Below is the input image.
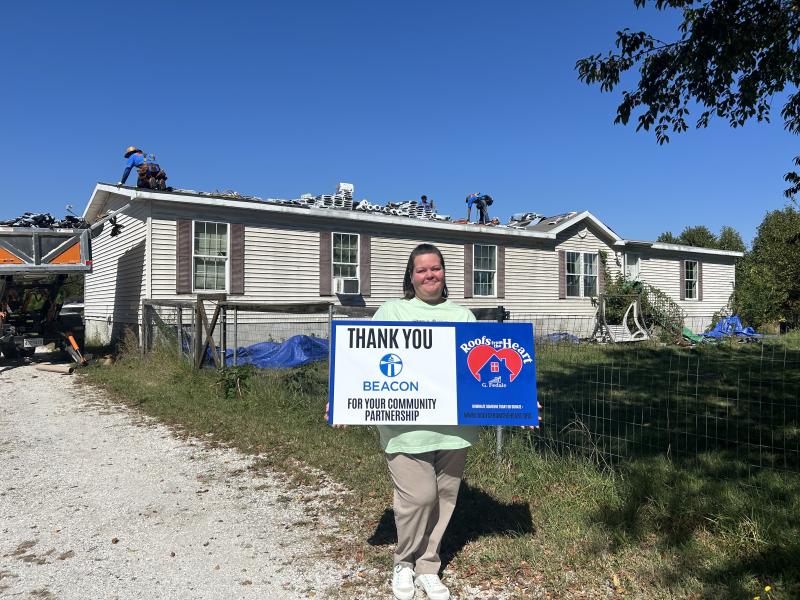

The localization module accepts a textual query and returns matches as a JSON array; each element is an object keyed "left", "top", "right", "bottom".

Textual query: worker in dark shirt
[
  {"left": 465, "top": 192, "right": 492, "bottom": 224},
  {"left": 420, "top": 195, "right": 435, "bottom": 212}
]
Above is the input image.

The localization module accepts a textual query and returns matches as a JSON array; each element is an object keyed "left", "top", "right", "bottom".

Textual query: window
[
  {"left": 624, "top": 253, "right": 640, "bottom": 281},
  {"left": 473, "top": 244, "right": 497, "bottom": 296},
  {"left": 565, "top": 251, "right": 598, "bottom": 298},
  {"left": 332, "top": 232, "right": 359, "bottom": 280},
  {"left": 193, "top": 221, "right": 228, "bottom": 292},
  {"left": 685, "top": 260, "right": 698, "bottom": 300}
]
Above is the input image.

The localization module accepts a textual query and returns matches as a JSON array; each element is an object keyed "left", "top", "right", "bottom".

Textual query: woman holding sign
[
  {"left": 326, "top": 243, "right": 539, "bottom": 600},
  {"left": 373, "top": 243, "right": 478, "bottom": 600}
]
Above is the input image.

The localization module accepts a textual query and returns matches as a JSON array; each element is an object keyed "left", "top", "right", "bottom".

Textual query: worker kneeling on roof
[
  {"left": 117, "top": 146, "right": 169, "bottom": 190},
  {"left": 465, "top": 192, "right": 493, "bottom": 224}
]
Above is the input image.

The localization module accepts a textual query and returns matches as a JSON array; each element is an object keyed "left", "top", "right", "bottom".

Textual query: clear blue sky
[{"left": 1, "top": 1, "right": 795, "bottom": 247}]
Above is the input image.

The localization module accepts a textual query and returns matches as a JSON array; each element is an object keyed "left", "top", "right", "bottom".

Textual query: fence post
[
  {"left": 141, "top": 303, "right": 148, "bottom": 356},
  {"left": 221, "top": 305, "right": 227, "bottom": 369},
  {"left": 176, "top": 306, "right": 183, "bottom": 360},
  {"left": 233, "top": 306, "right": 238, "bottom": 367},
  {"left": 495, "top": 305, "right": 508, "bottom": 460},
  {"left": 194, "top": 298, "right": 202, "bottom": 369}
]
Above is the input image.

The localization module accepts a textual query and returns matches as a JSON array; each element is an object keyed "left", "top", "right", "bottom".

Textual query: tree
[
  {"left": 733, "top": 207, "right": 800, "bottom": 328},
  {"left": 656, "top": 224, "right": 747, "bottom": 249},
  {"left": 717, "top": 225, "right": 747, "bottom": 252},
  {"left": 657, "top": 231, "right": 679, "bottom": 243},
  {"left": 576, "top": 1, "right": 800, "bottom": 198},
  {"left": 676, "top": 225, "right": 718, "bottom": 248}
]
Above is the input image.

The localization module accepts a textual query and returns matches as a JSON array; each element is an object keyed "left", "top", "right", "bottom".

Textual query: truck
[{"left": 0, "top": 226, "right": 92, "bottom": 359}]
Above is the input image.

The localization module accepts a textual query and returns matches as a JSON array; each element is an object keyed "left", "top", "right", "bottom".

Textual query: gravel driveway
[{"left": 0, "top": 362, "right": 348, "bottom": 599}]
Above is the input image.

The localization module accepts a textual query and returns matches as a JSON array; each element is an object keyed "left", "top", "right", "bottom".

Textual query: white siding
[
  {"left": 84, "top": 199, "right": 148, "bottom": 344},
  {"left": 244, "top": 227, "right": 320, "bottom": 301},
  {"left": 94, "top": 198, "right": 738, "bottom": 341},
  {"left": 639, "top": 251, "right": 736, "bottom": 330},
  {"left": 551, "top": 223, "right": 619, "bottom": 314},
  {"left": 150, "top": 203, "right": 320, "bottom": 301}
]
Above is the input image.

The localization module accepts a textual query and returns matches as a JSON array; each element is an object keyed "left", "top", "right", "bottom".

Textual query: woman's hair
[{"left": 402, "top": 243, "right": 448, "bottom": 300}]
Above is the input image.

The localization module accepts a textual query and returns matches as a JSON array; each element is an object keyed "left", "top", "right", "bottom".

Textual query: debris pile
[
  {"left": 507, "top": 212, "right": 545, "bottom": 228},
  {"left": 0, "top": 212, "right": 89, "bottom": 229},
  {"left": 172, "top": 182, "right": 564, "bottom": 229},
  {"left": 354, "top": 199, "right": 448, "bottom": 220}
]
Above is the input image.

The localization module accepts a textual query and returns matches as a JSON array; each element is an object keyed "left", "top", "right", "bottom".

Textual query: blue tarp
[
  {"left": 701, "top": 316, "right": 763, "bottom": 340},
  {"left": 205, "top": 334, "right": 329, "bottom": 368}
]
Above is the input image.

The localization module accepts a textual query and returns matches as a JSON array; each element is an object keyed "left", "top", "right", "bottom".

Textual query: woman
[
  {"left": 372, "top": 243, "right": 477, "bottom": 600},
  {"left": 327, "top": 243, "right": 539, "bottom": 600}
]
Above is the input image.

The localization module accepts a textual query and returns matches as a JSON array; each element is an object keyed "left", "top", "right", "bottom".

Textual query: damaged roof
[{"left": 82, "top": 183, "right": 742, "bottom": 257}]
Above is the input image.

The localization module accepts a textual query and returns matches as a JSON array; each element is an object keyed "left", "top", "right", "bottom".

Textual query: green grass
[{"left": 82, "top": 337, "right": 800, "bottom": 599}]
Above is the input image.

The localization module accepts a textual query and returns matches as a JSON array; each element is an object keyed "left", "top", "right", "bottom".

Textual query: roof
[{"left": 82, "top": 183, "right": 743, "bottom": 258}]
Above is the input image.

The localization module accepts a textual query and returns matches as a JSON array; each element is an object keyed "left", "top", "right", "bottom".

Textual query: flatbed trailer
[{"left": 0, "top": 227, "right": 92, "bottom": 359}]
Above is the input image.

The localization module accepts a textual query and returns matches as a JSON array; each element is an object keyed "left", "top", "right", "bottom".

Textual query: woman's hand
[
  {"left": 324, "top": 402, "right": 347, "bottom": 428},
  {"left": 520, "top": 402, "right": 543, "bottom": 430}
]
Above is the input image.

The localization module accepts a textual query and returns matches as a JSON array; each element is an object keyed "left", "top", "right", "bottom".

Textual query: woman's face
[{"left": 411, "top": 252, "right": 445, "bottom": 303}]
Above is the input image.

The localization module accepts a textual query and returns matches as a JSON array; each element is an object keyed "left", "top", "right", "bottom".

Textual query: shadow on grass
[
  {"left": 591, "top": 453, "right": 800, "bottom": 597},
  {"left": 367, "top": 482, "right": 534, "bottom": 572}
]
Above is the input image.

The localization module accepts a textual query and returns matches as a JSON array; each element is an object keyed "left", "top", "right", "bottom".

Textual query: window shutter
[
  {"left": 229, "top": 223, "right": 245, "bottom": 295},
  {"left": 679, "top": 260, "right": 686, "bottom": 301},
  {"left": 558, "top": 250, "right": 566, "bottom": 299},
  {"left": 464, "top": 244, "right": 473, "bottom": 299},
  {"left": 359, "top": 234, "right": 371, "bottom": 297},
  {"left": 176, "top": 219, "right": 192, "bottom": 294},
  {"left": 319, "top": 231, "right": 332, "bottom": 296},
  {"left": 597, "top": 252, "right": 604, "bottom": 294},
  {"left": 497, "top": 245, "right": 505, "bottom": 298},
  {"left": 698, "top": 261, "right": 703, "bottom": 301}
]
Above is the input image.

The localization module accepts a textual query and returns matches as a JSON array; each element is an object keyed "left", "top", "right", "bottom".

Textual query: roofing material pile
[
  {"left": 354, "top": 199, "right": 448, "bottom": 220},
  {"left": 175, "top": 182, "right": 453, "bottom": 221},
  {"left": 0, "top": 212, "right": 89, "bottom": 229},
  {"left": 507, "top": 212, "right": 545, "bottom": 228},
  {"left": 294, "top": 183, "right": 354, "bottom": 210}
]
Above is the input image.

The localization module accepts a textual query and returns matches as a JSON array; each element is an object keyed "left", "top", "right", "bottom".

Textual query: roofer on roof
[
  {"left": 117, "top": 146, "right": 169, "bottom": 190},
  {"left": 420, "top": 195, "right": 435, "bottom": 212},
  {"left": 465, "top": 192, "right": 492, "bottom": 225}
]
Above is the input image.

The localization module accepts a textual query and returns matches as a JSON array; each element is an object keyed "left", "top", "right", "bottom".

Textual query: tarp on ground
[
  {"left": 701, "top": 316, "right": 763, "bottom": 340},
  {"left": 682, "top": 326, "right": 707, "bottom": 345},
  {"left": 204, "top": 334, "right": 329, "bottom": 368}
]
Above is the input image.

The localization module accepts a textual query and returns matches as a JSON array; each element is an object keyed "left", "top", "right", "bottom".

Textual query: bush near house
[{"left": 734, "top": 207, "right": 800, "bottom": 330}]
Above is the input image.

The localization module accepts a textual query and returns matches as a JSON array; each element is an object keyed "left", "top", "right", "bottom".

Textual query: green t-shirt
[{"left": 373, "top": 297, "right": 480, "bottom": 454}]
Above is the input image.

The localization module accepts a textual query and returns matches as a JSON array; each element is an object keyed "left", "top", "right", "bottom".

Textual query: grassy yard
[{"left": 82, "top": 334, "right": 800, "bottom": 599}]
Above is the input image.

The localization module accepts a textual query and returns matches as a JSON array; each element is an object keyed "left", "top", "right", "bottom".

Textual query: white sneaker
[
  {"left": 415, "top": 573, "right": 450, "bottom": 600},
  {"left": 392, "top": 564, "right": 415, "bottom": 600}
]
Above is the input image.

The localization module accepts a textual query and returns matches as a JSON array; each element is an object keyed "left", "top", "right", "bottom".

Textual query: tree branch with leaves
[{"left": 576, "top": 0, "right": 800, "bottom": 199}]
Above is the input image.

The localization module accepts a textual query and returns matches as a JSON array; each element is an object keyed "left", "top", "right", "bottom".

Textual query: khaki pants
[{"left": 386, "top": 448, "right": 468, "bottom": 575}]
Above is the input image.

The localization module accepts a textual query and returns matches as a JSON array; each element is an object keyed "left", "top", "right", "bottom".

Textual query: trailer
[{"left": 0, "top": 227, "right": 92, "bottom": 359}]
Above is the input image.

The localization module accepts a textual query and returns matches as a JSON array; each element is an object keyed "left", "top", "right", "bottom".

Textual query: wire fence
[{"left": 141, "top": 298, "right": 800, "bottom": 475}]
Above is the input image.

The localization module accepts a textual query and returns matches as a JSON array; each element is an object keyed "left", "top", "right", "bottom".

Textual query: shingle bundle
[{"left": 354, "top": 199, "right": 448, "bottom": 221}]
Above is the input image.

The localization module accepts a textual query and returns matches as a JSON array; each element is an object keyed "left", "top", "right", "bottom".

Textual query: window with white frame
[
  {"left": 685, "top": 260, "right": 698, "bottom": 300},
  {"left": 332, "top": 233, "right": 359, "bottom": 290},
  {"left": 624, "top": 253, "right": 640, "bottom": 281},
  {"left": 566, "top": 251, "right": 598, "bottom": 298},
  {"left": 473, "top": 244, "right": 497, "bottom": 296},
  {"left": 193, "top": 221, "right": 228, "bottom": 292}
]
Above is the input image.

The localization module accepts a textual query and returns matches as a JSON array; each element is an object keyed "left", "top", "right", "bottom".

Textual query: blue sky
[{"left": 0, "top": 1, "right": 795, "bottom": 247}]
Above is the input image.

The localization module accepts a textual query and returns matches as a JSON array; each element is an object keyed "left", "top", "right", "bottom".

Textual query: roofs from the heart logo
[{"left": 467, "top": 345, "right": 523, "bottom": 382}]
